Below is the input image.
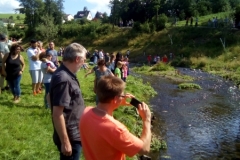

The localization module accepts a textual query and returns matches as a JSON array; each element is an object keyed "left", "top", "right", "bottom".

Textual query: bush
[
  {"left": 149, "top": 22, "right": 156, "bottom": 32},
  {"left": 96, "top": 24, "right": 112, "bottom": 35},
  {"left": 132, "top": 21, "right": 141, "bottom": 32},
  {"left": 171, "top": 57, "right": 192, "bottom": 68},
  {"left": 156, "top": 14, "right": 168, "bottom": 31},
  {"left": 9, "top": 31, "right": 25, "bottom": 39},
  {"left": 178, "top": 83, "right": 202, "bottom": 89},
  {"left": 140, "top": 22, "right": 151, "bottom": 33},
  {"left": 0, "top": 21, "right": 8, "bottom": 35},
  {"left": 150, "top": 63, "right": 174, "bottom": 71}
]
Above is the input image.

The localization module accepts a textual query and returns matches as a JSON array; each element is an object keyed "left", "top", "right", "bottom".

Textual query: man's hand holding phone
[
  {"left": 137, "top": 101, "right": 151, "bottom": 122},
  {"left": 130, "top": 97, "right": 151, "bottom": 122}
]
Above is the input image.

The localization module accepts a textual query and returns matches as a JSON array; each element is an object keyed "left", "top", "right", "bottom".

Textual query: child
[
  {"left": 114, "top": 61, "right": 122, "bottom": 78},
  {"left": 122, "top": 63, "right": 128, "bottom": 82},
  {"left": 40, "top": 52, "right": 56, "bottom": 108}
]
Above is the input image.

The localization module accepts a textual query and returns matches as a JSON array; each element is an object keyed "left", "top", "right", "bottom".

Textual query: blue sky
[{"left": 0, "top": 0, "right": 111, "bottom": 16}]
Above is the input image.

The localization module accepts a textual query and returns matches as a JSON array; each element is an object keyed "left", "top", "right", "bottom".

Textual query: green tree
[
  {"left": 45, "top": 0, "right": 64, "bottom": 25},
  {"left": 109, "top": 0, "right": 121, "bottom": 28},
  {"left": 16, "top": 15, "right": 20, "bottom": 20},
  {"left": 152, "top": 0, "right": 161, "bottom": 22},
  {"left": 229, "top": 0, "right": 240, "bottom": 9},
  {"left": 101, "top": 12, "right": 109, "bottom": 23},
  {"left": 0, "top": 21, "right": 8, "bottom": 35},
  {"left": 210, "top": 0, "right": 230, "bottom": 13},
  {"left": 17, "top": 0, "right": 45, "bottom": 35},
  {"left": 196, "top": 0, "right": 212, "bottom": 16},
  {"left": 35, "top": 14, "right": 59, "bottom": 41},
  {"left": 9, "top": 16, "right": 13, "bottom": 20},
  {"left": 156, "top": 13, "right": 168, "bottom": 31},
  {"left": 235, "top": 5, "right": 240, "bottom": 28}
]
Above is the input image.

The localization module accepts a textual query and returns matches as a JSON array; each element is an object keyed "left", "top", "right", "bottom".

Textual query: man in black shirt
[{"left": 49, "top": 43, "right": 87, "bottom": 160}]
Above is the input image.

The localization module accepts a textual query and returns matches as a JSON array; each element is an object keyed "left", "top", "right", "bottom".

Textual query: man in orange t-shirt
[{"left": 80, "top": 75, "right": 151, "bottom": 160}]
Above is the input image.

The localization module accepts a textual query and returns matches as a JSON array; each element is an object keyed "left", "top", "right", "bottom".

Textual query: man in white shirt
[
  {"left": 99, "top": 49, "right": 104, "bottom": 59},
  {"left": 27, "top": 39, "right": 43, "bottom": 95}
]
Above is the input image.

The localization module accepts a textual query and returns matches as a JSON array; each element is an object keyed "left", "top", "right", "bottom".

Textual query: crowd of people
[
  {"left": 147, "top": 53, "right": 174, "bottom": 65},
  {"left": 0, "top": 34, "right": 152, "bottom": 159}
]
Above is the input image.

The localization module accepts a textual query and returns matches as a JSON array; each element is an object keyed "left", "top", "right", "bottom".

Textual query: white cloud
[
  {"left": 0, "top": 0, "right": 20, "bottom": 13},
  {"left": 86, "top": 0, "right": 111, "bottom": 16}
]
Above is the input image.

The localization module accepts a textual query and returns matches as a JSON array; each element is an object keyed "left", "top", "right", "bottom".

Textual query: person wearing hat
[
  {"left": 0, "top": 33, "right": 10, "bottom": 93},
  {"left": 27, "top": 39, "right": 43, "bottom": 95}
]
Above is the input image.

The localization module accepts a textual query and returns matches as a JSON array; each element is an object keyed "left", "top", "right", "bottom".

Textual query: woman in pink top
[{"left": 122, "top": 63, "right": 128, "bottom": 82}]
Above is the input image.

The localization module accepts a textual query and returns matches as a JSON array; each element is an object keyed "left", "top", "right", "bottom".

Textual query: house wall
[
  {"left": 67, "top": 15, "right": 74, "bottom": 21},
  {"left": 87, "top": 14, "right": 92, "bottom": 21},
  {"left": 3, "top": 23, "right": 15, "bottom": 27}
]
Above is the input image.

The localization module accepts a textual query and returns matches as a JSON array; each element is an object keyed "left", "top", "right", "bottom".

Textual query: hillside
[
  {"left": 61, "top": 25, "right": 240, "bottom": 84},
  {"left": 1, "top": 12, "right": 240, "bottom": 84},
  {"left": 0, "top": 13, "right": 25, "bottom": 24}
]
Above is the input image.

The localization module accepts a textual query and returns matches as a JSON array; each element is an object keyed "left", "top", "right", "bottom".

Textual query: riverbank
[{"left": 0, "top": 52, "right": 160, "bottom": 160}]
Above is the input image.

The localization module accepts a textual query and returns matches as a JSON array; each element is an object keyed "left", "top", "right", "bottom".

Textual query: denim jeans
[
  {"left": 8, "top": 75, "right": 22, "bottom": 97},
  {"left": 44, "top": 83, "right": 50, "bottom": 108},
  {"left": 56, "top": 141, "right": 82, "bottom": 160}
]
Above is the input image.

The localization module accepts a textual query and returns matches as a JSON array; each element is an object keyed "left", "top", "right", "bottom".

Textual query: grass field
[
  {"left": 0, "top": 50, "right": 157, "bottom": 160},
  {"left": 0, "top": 13, "right": 25, "bottom": 24},
  {"left": 170, "top": 11, "right": 233, "bottom": 27}
]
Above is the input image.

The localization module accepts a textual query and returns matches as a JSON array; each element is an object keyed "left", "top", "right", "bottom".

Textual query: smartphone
[
  {"left": 130, "top": 98, "right": 142, "bottom": 108},
  {"left": 140, "top": 155, "right": 151, "bottom": 160}
]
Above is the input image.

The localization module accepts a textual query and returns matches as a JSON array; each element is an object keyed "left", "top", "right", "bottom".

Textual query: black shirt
[
  {"left": 5, "top": 54, "right": 21, "bottom": 80},
  {"left": 49, "top": 64, "right": 85, "bottom": 145}
]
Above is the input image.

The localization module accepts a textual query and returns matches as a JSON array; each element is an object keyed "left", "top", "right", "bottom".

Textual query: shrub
[
  {"left": 178, "top": 83, "right": 202, "bottom": 89},
  {"left": 150, "top": 63, "right": 174, "bottom": 71},
  {"left": 132, "top": 21, "right": 141, "bottom": 32},
  {"left": 96, "top": 24, "right": 112, "bottom": 35},
  {"left": 149, "top": 22, "right": 156, "bottom": 32},
  {"left": 156, "top": 14, "right": 168, "bottom": 31},
  {"left": 9, "top": 31, "right": 25, "bottom": 39},
  {"left": 140, "top": 22, "right": 151, "bottom": 33},
  {"left": 133, "top": 65, "right": 150, "bottom": 72},
  {"left": 0, "top": 21, "right": 8, "bottom": 35},
  {"left": 171, "top": 57, "right": 192, "bottom": 68}
]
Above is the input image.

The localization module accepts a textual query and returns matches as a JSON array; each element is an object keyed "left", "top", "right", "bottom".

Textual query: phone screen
[{"left": 130, "top": 98, "right": 141, "bottom": 108}]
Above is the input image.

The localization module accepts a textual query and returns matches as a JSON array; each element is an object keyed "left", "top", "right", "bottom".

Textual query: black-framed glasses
[{"left": 118, "top": 94, "right": 126, "bottom": 98}]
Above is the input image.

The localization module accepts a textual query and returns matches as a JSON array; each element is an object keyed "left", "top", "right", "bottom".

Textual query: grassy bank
[
  {"left": 0, "top": 52, "right": 157, "bottom": 159},
  {"left": 64, "top": 25, "right": 240, "bottom": 85},
  {"left": 0, "top": 13, "right": 25, "bottom": 24}
]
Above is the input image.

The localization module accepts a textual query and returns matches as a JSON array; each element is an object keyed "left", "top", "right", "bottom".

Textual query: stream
[{"left": 136, "top": 68, "right": 240, "bottom": 160}]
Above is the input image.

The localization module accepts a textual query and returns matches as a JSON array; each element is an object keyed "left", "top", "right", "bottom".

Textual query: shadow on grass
[{"left": 0, "top": 100, "right": 44, "bottom": 109}]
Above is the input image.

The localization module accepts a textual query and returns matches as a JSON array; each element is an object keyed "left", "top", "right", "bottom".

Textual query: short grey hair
[{"left": 63, "top": 43, "right": 87, "bottom": 62}]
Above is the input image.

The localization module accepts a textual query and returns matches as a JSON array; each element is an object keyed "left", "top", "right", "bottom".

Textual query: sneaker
[
  {"left": 37, "top": 90, "right": 42, "bottom": 94},
  {"left": 14, "top": 97, "right": 20, "bottom": 103},
  {"left": 33, "top": 91, "right": 37, "bottom": 96},
  {"left": 4, "top": 86, "right": 9, "bottom": 91}
]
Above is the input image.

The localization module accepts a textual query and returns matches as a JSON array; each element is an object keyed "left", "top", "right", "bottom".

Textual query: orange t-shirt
[{"left": 80, "top": 107, "right": 143, "bottom": 160}]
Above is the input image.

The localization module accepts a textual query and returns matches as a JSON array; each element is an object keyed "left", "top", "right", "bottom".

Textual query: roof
[
  {"left": 63, "top": 14, "right": 73, "bottom": 20},
  {"left": 94, "top": 11, "right": 103, "bottom": 19},
  {"left": 74, "top": 11, "right": 90, "bottom": 19}
]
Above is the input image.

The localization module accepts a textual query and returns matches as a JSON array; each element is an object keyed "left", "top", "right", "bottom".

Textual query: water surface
[{"left": 139, "top": 68, "right": 240, "bottom": 160}]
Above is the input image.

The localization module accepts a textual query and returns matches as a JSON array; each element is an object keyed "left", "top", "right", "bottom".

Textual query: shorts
[{"left": 29, "top": 70, "right": 43, "bottom": 83}]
